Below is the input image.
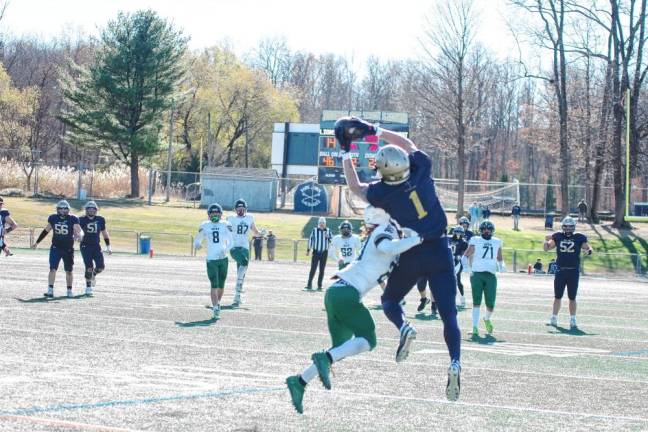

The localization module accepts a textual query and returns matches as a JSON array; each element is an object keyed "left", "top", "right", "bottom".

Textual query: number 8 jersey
[{"left": 468, "top": 235, "right": 502, "bottom": 274}]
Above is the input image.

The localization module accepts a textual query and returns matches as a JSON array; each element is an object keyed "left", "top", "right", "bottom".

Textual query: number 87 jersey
[
  {"left": 468, "top": 235, "right": 502, "bottom": 274},
  {"left": 227, "top": 214, "right": 255, "bottom": 248}
]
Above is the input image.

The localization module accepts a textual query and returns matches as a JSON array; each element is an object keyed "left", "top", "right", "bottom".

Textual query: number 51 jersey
[
  {"left": 468, "top": 235, "right": 502, "bottom": 274},
  {"left": 227, "top": 215, "right": 255, "bottom": 248}
]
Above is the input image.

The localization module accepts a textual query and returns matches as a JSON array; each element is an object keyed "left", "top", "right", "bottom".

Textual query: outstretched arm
[
  {"left": 379, "top": 128, "right": 417, "bottom": 154},
  {"left": 343, "top": 156, "right": 369, "bottom": 202},
  {"left": 376, "top": 233, "right": 422, "bottom": 256}
]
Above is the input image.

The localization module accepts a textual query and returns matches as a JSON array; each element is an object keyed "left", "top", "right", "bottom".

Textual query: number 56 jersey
[
  {"left": 468, "top": 235, "right": 502, "bottom": 274},
  {"left": 226, "top": 215, "right": 255, "bottom": 248}
]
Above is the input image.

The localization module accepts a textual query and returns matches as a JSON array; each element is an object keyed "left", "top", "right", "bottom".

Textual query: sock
[
  {"left": 300, "top": 363, "right": 318, "bottom": 384},
  {"left": 327, "top": 337, "right": 371, "bottom": 363},
  {"left": 551, "top": 314, "right": 557, "bottom": 320},
  {"left": 67, "top": 286, "right": 72, "bottom": 290},
  {"left": 48, "top": 285, "right": 53, "bottom": 289},
  {"left": 472, "top": 307, "right": 480, "bottom": 327},
  {"left": 570, "top": 315, "right": 576, "bottom": 321},
  {"left": 484, "top": 310, "right": 492, "bottom": 321},
  {"left": 86, "top": 281, "right": 92, "bottom": 288},
  {"left": 213, "top": 304, "right": 220, "bottom": 310},
  {"left": 236, "top": 266, "right": 247, "bottom": 291},
  {"left": 381, "top": 297, "right": 405, "bottom": 329}
]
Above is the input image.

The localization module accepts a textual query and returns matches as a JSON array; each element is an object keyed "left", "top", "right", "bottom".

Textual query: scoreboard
[{"left": 317, "top": 135, "right": 383, "bottom": 185}]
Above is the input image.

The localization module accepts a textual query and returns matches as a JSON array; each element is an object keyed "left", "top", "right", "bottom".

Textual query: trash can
[
  {"left": 139, "top": 235, "right": 151, "bottom": 254},
  {"left": 544, "top": 214, "right": 554, "bottom": 230}
]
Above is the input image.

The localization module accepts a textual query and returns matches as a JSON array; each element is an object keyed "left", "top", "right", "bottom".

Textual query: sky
[{"left": 1, "top": 0, "right": 520, "bottom": 65}]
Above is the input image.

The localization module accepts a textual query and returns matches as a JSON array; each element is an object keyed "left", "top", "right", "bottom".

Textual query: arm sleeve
[{"left": 376, "top": 235, "right": 420, "bottom": 256}]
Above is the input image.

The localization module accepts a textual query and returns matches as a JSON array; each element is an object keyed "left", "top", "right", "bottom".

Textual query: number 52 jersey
[{"left": 468, "top": 235, "right": 502, "bottom": 274}]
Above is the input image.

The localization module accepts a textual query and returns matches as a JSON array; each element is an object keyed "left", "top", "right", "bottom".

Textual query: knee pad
[
  {"left": 95, "top": 267, "right": 104, "bottom": 275},
  {"left": 85, "top": 268, "right": 94, "bottom": 279}
]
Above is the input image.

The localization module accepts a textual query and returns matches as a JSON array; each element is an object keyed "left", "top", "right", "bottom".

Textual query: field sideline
[
  {"left": 3, "top": 197, "right": 648, "bottom": 273},
  {"left": 1, "top": 253, "right": 647, "bottom": 431}
]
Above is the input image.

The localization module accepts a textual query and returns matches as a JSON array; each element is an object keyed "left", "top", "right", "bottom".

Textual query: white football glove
[{"left": 106, "top": 245, "right": 113, "bottom": 255}]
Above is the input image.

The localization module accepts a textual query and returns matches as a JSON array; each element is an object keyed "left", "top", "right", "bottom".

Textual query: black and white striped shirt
[{"left": 308, "top": 227, "right": 332, "bottom": 253}]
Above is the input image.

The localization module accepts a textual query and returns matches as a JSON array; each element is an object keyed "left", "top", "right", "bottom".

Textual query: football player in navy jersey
[
  {"left": 79, "top": 201, "right": 112, "bottom": 296},
  {"left": 543, "top": 216, "right": 593, "bottom": 329},
  {"left": 32, "top": 200, "right": 83, "bottom": 298},
  {"left": 338, "top": 116, "right": 461, "bottom": 401},
  {"left": 0, "top": 196, "right": 18, "bottom": 256},
  {"left": 458, "top": 216, "right": 474, "bottom": 241},
  {"left": 449, "top": 226, "right": 469, "bottom": 308}
]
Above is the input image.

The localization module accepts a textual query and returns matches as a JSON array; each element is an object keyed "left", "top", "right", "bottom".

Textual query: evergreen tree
[{"left": 60, "top": 9, "right": 188, "bottom": 197}]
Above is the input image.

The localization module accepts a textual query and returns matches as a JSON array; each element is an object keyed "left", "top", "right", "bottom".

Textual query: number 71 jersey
[
  {"left": 227, "top": 215, "right": 255, "bottom": 248},
  {"left": 468, "top": 235, "right": 502, "bottom": 274}
]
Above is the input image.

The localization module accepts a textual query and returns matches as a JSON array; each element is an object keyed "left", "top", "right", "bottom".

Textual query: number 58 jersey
[
  {"left": 468, "top": 235, "right": 502, "bottom": 274},
  {"left": 227, "top": 215, "right": 255, "bottom": 248}
]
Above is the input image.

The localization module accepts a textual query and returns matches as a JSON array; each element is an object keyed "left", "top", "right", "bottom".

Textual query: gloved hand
[
  {"left": 334, "top": 117, "right": 378, "bottom": 151},
  {"left": 194, "top": 242, "right": 202, "bottom": 251}
]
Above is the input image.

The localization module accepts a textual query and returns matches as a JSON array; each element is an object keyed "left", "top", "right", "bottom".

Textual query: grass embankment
[{"left": 4, "top": 197, "right": 647, "bottom": 272}]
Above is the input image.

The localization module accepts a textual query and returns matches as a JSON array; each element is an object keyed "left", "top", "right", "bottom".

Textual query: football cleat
[
  {"left": 549, "top": 316, "right": 558, "bottom": 327},
  {"left": 304, "top": 285, "right": 313, "bottom": 291},
  {"left": 417, "top": 297, "right": 430, "bottom": 312},
  {"left": 471, "top": 327, "right": 479, "bottom": 338},
  {"left": 286, "top": 375, "right": 305, "bottom": 414},
  {"left": 446, "top": 360, "right": 461, "bottom": 401},
  {"left": 311, "top": 352, "right": 332, "bottom": 389},
  {"left": 484, "top": 319, "right": 493, "bottom": 334},
  {"left": 85, "top": 287, "right": 93, "bottom": 297},
  {"left": 396, "top": 323, "right": 417, "bottom": 363},
  {"left": 212, "top": 306, "right": 221, "bottom": 320},
  {"left": 44, "top": 287, "right": 54, "bottom": 298},
  {"left": 232, "top": 294, "right": 241, "bottom": 308},
  {"left": 316, "top": 286, "right": 323, "bottom": 292},
  {"left": 570, "top": 318, "right": 577, "bottom": 330},
  {"left": 67, "top": 289, "right": 73, "bottom": 298}
]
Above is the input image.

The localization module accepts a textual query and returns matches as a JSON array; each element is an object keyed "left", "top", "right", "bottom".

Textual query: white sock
[
  {"left": 472, "top": 307, "right": 480, "bottom": 327},
  {"left": 570, "top": 315, "right": 576, "bottom": 321},
  {"left": 300, "top": 363, "right": 318, "bottom": 384},
  {"left": 328, "top": 337, "right": 371, "bottom": 362},
  {"left": 484, "top": 310, "right": 492, "bottom": 320},
  {"left": 551, "top": 314, "right": 557, "bottom": 320},
  {"left": 236, "top": 266, "right": 247, "bottom": 291},
  {"left": 213, "top": 304, "right": 220, "bottom": 310}
]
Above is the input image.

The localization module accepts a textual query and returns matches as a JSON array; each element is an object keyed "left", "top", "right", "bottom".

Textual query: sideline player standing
[
  {"left": 32, "top": 200, "right": 82, "bottom": 298},
  {"left": 0, "top": 196, "right": 18, "bottom": 256},
  {"left": 79, "top": 201, "right": 112, "bottom": 296},
  {"left": 458, "top": 216, "right": 474, "bottom": 241},
  {"left": 462, "top": 220, "right": 505, "bottom": 337},
  {"left": 543, "top": 216, "right": 593, "bottom": 329},
  {"left": 286, "top": 206, "right": 423, "bottom": 414},
  {"left": 226, "top": 199, "right": 261, "bottom": 307},
  {"left": 331, "top": 220, "right": 362, "bottom": 270},
  {"left": 194, "top": 203, "right": 233, "bottom": 320},
  {"left": 338, "top": 116, "right": 462, "bottom": 401}
]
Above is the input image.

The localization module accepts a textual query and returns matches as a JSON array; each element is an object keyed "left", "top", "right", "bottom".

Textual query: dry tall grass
[{"left": 0, "top": 159, "right": 149, "bottom": 198}]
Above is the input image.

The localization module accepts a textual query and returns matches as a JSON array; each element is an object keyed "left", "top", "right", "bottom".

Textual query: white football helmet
[{"left": 364, "top": 205, "right": 390, "bottom": 226}]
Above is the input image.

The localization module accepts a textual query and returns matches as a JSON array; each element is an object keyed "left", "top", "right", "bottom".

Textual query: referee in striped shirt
[{"left": 305, "top": 217, "right": 332, "bottom": 291}]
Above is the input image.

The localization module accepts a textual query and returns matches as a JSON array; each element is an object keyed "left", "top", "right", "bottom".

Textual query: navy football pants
[
  {"left": 554, "top": 268, "right": 580, "bottom": 300},
  {"left": 381, "top": 238, "right": 461, "bottom": 362}
]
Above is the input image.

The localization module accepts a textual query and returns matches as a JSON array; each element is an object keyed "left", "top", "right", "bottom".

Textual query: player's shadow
[
  {"left": 466, "top": 334, "right": 505, "bottom": 345},
  {"left": 368, "top": 304, "right": 383, "bottom": 310},
  {"left": 547, "top": 324, "right": 597, "bottom": 336},
  {"left": 16, "top": 294, "right": 88, "bottom": 303},
  {"left": 414, "top": 312, "right": 439, "bottom": 321},
  {"left": 175, "top": 318, "right": 218, "bottom": 328},
  {"left": 202, "top": 305, "right": 250, "bottom": 311}
]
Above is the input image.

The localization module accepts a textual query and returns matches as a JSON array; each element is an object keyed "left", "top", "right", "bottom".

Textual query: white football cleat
[
  {"left": 395, "top": 322, "right": 417, "bottom": 363},
  {"left": 232, "top": 295, "right": 241, "bottom": 308},
  {"left": 213, "top": 306, "right": 220, "bottom": 320},
  {"left": 85, "top": 286, "right": 93, "bottom": 296},
  {"left": 67, "top": 289, "right": 73, "bottom": 298},
  {"left": 44, "top": 287, "right": 54, "bottom": 298},
  {"left": 570, "top": 317, "right": 577, "bottom": 330},
  {"left": 549, "top": 316, "right": 557, "bottom": 327},
  {"left": 446, "top": 360, "right": 461, "bottom": 401}
]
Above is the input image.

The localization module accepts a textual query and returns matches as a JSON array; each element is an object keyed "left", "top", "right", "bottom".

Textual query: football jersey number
[
  {"left": 86, "top": 223, "right": 98, "bottom": 234},
  {"left": 409, "top": 190, "right": 428, "bottom": 219},
  {"left": 559, "top": 240, "right": 575, "bottom": 253},
  {"left": 212, "top": 230, "right": 220, "bottom": 243},
  {"left": 341, "top": 247, "right": 353, "bottom": 257},
  {"left": 481, "top": 244, "right": 493, "bottom": 259},
  {"left": 54, "top": 223, "right": 68, "bottom": 235},
  {"left": 237, "top": 224, "right": 249, "bottom": 235}
]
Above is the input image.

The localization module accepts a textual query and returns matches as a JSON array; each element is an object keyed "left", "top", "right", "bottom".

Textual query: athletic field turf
[{"left": 1, "top": 252, "right": 647, "bottom": 431}]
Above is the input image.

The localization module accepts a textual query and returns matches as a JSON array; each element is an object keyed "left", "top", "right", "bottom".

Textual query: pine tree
[{"left": 60, "top": 9, "right": 188, "bottom": 197}]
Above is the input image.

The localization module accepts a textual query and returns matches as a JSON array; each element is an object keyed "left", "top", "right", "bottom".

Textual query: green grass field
[{"left": 3, "top": 197, "right": 647, "bottom": 272}]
